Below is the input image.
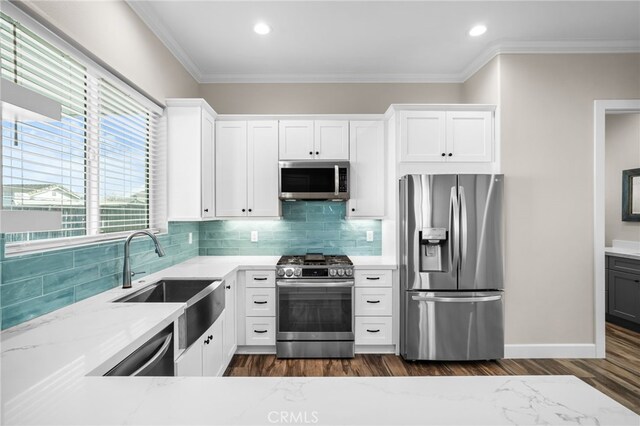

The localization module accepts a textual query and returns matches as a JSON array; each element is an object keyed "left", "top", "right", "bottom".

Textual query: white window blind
[{"left": 0, "top": 11, "right": 164, "bottom": 250}]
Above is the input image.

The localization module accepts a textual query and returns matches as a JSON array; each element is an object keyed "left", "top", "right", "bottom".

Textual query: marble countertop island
[{"left": 2, "top": 255, "right": 637, "bottom": 425}]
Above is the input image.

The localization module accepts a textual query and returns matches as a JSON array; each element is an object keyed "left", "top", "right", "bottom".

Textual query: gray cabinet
[{"left": 606, "top": 255, "right": 640, "bottom": 330}]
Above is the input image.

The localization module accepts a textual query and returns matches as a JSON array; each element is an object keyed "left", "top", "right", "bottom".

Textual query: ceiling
[{"left": 127, "top": 1, "right": 640, "bottom": 83}]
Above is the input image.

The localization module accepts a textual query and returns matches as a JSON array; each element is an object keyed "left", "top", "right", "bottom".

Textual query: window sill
[{"left": 4, "top": 229, "right": 163, "bottom": 258}]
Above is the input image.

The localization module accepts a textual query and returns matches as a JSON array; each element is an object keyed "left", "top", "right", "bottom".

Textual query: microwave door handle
[{"left": 334, "top": 165, "right": 339, "bottom": 196}]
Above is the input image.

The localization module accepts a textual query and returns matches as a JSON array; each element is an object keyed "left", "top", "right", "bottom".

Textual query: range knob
[
  {"left": 345, "top": 269, "right": 353, "bottom": 277},
  {"left": 329, "top": 269, "right": 337, "bottom": 277},
  {"left": 285, "top": 269, "right": 293, "bottom": 277},
  {"left": 337, "top": 269, "right": 345, "bottom": 276},
  {"left": 277, "top": 269, "right": 285, "bottom": 277},
  {"left": 294, "top": 268, "right": 302, "bottom": 277}
]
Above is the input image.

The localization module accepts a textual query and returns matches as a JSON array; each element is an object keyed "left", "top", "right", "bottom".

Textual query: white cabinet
[
  {"left": 315, "top": 120, "right": 349, "bottom": 160},
  {"left": 354, "top": 269, "right": 394, "bottom": 347},
  {"left": 175, "top": 311, "right": 225, "bottom": 377},
  {"left": 400, "top": 110, "right": 493, "bottom": 163},
  {"left": 166, "top": 99, "right": 217, "bottom": 220},
  {"left": 242, "top": 270, "right": 276, "bottom": 347},
  {"left": 279, "top": 120, "right": 349, "bottom": 161},
  {"left": 202, "top": 313, "right": 225, "bottom": 376},
  {"left": 223, "top": 274, "right": 237, "bottom": 366},
  {"left": 347, "top": 121, "right": 384, "bottom": 218},
  {"left": 215, "top": 121, "right": 279, "bottom": 217}
]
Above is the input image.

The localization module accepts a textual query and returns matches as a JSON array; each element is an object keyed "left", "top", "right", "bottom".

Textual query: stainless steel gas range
[{"left": 276, "top": 253, "right": 355, "bottom": 358}]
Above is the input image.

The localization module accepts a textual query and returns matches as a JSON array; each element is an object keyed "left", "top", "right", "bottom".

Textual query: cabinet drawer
[
  {"left": 246, "top": 270, "right": 276, "bottom": 287},
  {"left": 608, "top": 255, "right": 640, "bottom": 275},
  {"left": 355, "top": 270, "right": 392, "bottom": 287},
  {"left": 245, "top": 317, "right": 275, "bottom": 345},
  {"left": 355, "top": 287, "right": 392, "bottom": 316},
  {"left": 355, "top": 317, "right": 392, "bottom": 345},
  {"left": 245, "top": 288, "right": 275, "bottom": 316}
]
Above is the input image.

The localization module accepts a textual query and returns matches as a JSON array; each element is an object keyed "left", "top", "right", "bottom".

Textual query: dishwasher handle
[{"left": 132, "top": 332, "right": 173, "bottom": 376}]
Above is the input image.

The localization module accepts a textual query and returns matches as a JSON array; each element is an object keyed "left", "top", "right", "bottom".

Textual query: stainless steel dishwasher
[{"left": 104, "top": 324, "right": 174, "bottom": 376}]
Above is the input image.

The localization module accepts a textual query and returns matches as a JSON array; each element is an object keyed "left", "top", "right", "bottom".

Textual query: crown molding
[
  {"left": 126, "top": 0, "right": 204, "bottom": 82},
  {"left": 127, "top": 1, "right": 640, "bottom": 85}
]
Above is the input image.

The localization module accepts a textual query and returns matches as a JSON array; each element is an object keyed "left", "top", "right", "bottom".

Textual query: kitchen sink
[{"left": 114, "top": 279, "right": 225, "bottom": 349}]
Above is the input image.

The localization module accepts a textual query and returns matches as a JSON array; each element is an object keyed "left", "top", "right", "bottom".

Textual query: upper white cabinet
[
  {"left": 348, "top": 121, "right": 385, "bottom": 218},
  {"left": 279, "top": 120, "right": 349, "bottom": 161},
  {"left": 216, "top": 121, "right": 280, "bottom": 218},
  {"left": 400, "top": 109, "right": 493, "bottom": 163},
  {"left": 166, "top": 99, "right": 216, "bottom": 220}
]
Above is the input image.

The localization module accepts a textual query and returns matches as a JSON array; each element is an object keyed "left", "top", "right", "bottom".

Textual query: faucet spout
[{"left": 122, "top": 230, "right": 166, "bottom": 289}]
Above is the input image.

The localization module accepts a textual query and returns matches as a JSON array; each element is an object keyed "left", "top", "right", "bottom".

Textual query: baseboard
[
  {"left": 235, "top": 345, "right": 276, "bottom": 355},
  {"left": 355, "top": 345, "right": 396, "bottom": 354},
  {"left": 504, "top": 343, "right": 598, "bottom": 359}
]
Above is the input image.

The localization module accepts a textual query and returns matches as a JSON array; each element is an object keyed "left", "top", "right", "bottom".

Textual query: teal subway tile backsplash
[
  {"left": 199, "top": 201, "right": 382, "bottom": 256},
  {"left": 0, "top": 202, "right": 381, "bottom": 330},
  {"left": 0, "top": 222, "right": 199, "bottom": 330}
]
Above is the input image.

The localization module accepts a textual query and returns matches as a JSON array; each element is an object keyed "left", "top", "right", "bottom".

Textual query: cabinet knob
[
  {"left": 351, "top": 208, "right": 355, "bottom": 212},
  {"left": 441, "top": 153, "right": 446, "bottom": 157},
  {"left": 316, "top": 151, "right": 319, "bottom": 155},
  {"left": 448, "top": 153, "right": 453, "bottom": 157},
  {"left": 242, "top": 209, "right": 246, "bottom": 212},
  {"left": 248, "top": 209, "right": 252, "bottom": 212},
  {"left": 208, "top": 335, "right": 213, "bottom": 340},
  {"left": 204, "top": 338, "right": 210, "bottom": 344},
  {"left": 225, "top": 285, "right": 231, "bottom": 289},
  {"left": 204, "top": 208, "right": 209, "bottom": 212},
  {"left": 309, "top": 151, "right": 313, "bottom": 155}
]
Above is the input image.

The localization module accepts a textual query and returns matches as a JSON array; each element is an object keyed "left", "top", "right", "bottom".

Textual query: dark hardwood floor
[{"left": 224, "top": 322, "right": 640, "bottom": 414}]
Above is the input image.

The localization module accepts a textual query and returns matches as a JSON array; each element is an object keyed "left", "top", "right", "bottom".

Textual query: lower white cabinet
[
  {"left": 354, "top": 269, "right": 394, "bottom": 347},
  {"left": 355, "top": 317, "right": 393, "bottom": 345},
  {"left": 175, "top": 310, "right": 226, "bottom": 377},
  {"left": 223, "top": 274, "right": 237, "bottom": 366},
  {"left": 245, "top": 317, "right": 276, "bottom": 345}
]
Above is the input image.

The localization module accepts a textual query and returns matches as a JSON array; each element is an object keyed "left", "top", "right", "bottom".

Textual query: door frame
[{"left": 593, "top": 99, "right": 640, "bottom": 358}]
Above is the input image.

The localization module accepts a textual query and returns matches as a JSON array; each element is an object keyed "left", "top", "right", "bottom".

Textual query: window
[{"left": 1, "top": 11, "right": 163, "bottom": 252}]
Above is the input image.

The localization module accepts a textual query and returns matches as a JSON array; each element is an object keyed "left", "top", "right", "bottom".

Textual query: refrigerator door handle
[
  {"left": 411, "top": 295, "right": 502, "bottom": 303},
  {"left": 459, "top": 186, "right": 468, "bottom": 270},
  {"left": 450, "top": 186, "right": 460, "bottom": 271}
]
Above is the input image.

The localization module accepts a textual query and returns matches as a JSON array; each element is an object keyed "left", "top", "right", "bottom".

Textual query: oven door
[{"left": 276, "top": 279, "right": 354, "bottom": 341}]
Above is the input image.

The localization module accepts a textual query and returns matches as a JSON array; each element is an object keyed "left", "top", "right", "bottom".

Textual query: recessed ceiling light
[
  {"left": 254, "top": 22, "right": 271, "bottom": 35},
  {"left": 468, "top": 25, "right": 487, "bottom": 37}
]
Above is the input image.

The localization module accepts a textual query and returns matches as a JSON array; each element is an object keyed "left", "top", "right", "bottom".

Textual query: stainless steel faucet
[{"left": 122, "top": 230, "right": 166, "bottom": 289}]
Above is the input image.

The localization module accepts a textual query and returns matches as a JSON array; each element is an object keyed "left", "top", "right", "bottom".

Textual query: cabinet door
[
  {"left": 248, "top": 121, "right": 280, "bottom": 217},
  {"left": 608, "top": 270, "right": 640, "bottom": 324},
  {"left": 445, "top": 111, "right": 492, "bottom": 162},
  {"left": 314, "top": 120, "right": 349, "bottom": 160},
  {"left": 215, "top": 121, "right": 248, "bottom": 217},
  {"left": 202, "top": 313, "right": 225, "bottom": 376},
  {"left": 279, "top": 120, "right": 314, "bottom": 160},
  {"left": 175, "top": 338, "right": 203, "bottom": 376},
  {"left": 201, "top": 110, "right": 215, "bottom": 218},
  {"left": 348, "top": 121, "right": 384, "bottom": 218},
  {"left": 223, "top": 275, "right": 237, "bottom": 365},
  {"left": 400, "top": 111, "right": 446, "bottom": 162}
]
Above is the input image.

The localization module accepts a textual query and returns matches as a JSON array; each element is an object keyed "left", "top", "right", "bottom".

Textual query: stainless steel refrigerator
[{"left": 399, "top": 174, "right": 504, "bottom": 361}]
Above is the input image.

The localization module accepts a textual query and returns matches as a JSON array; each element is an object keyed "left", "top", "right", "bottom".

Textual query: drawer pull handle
[
  {"left": 254, "top": 329, "right": 268, "bottom": 334},
  {"left": 254, "top": 301, "right": 268, "bottom": 304},
  {"left": 366, "top": 300, "right": 381, "bottom": 304},
  {"left": 366, "top": 329, "right": 381, "bottom": 333},
  {"left": 366, "top": 277, "right": 381, "bottom": 280},
  {"left": 254, "top": 277, "right": 268, "bottom": 281}
]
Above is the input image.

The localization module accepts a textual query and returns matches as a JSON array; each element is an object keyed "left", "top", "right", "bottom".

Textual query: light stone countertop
[
  {"left": 2, "top": 255, "right": 637, "bottom": 425},
  {"left": 605, "top": 246, "right": 640, "bottom": 261}
]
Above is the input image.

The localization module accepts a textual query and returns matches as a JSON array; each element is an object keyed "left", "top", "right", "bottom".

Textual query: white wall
[
  {"left": 605, "top": 113, "right": 640, "bottom": 246},
  {"left": 499, "top": 53, "right": 640, "bottom": 345},
  {"left": 17, "top": 0, "right": 199, "bottom": 103}
]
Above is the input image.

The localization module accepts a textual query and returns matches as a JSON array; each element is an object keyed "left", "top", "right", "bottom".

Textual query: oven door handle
[{"left": 276, "top": 280, "right": 355, "bottom": 287}]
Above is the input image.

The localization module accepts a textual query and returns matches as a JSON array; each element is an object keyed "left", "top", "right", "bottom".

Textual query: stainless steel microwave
[{"left": 279, "top": 161, "right": 349, "bottom": 201}]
